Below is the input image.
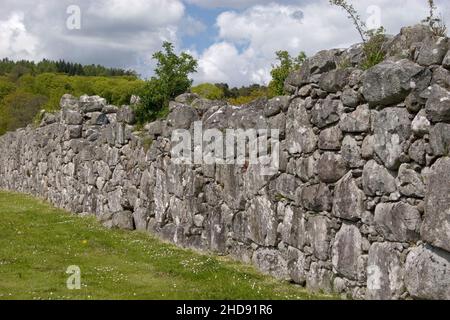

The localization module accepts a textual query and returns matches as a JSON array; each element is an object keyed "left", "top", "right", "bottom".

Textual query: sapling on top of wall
[
  {"left": 423, "top": 0, "right": 447, "bottom": 37},
  {"left": 329, "top": 0, "right": 387, "bottom": 70}
]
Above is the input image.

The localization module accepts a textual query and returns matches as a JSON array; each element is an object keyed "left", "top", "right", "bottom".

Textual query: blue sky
[{"left": 0, "top": 0, "right": 448, "bottom": 86}]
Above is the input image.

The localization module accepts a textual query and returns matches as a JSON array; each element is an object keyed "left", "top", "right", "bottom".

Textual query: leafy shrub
[
  {"left": 268, "top": 50, "right": 306, "bottom": 97},
  {"left": 360, "top": 27, "right": 387, "bottom": 70},
  {"left": 191, "top": 83, "right": 225, "bottom": 100},
  {"left": 135, "top": 42, "right": 197, "bottom": 123}
]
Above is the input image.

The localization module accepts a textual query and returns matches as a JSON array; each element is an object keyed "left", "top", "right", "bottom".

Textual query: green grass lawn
[{"left": 0, "top": 191, "right": 332, "bottom": 300}]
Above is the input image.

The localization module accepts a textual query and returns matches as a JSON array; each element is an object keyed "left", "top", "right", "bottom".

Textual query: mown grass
[{"left": 0, "top": 191, "right": 332, "bottom": 300}]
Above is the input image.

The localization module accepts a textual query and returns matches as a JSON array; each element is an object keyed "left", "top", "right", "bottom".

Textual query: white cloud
[
  {"left": 195, "top": 0, "right": 447, "bottom": 87},
  {"left": 0, "top": 12, "right": 41, "bottom": 60},
  {"left": 194, "top": 42, "right": 271, "bottom": 85},
  {"left": 88, "top": 0, "right": 185, "bottom": 26},
  {"left": 185, "top": 0, "right": 275, "bottom": 9}
]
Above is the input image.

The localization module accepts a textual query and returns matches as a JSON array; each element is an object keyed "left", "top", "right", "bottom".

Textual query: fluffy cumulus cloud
[
  {"left": 185, "top": 0, "right": 276, "bottom": 9},
  {"left": 0, "top": 0, "right": 449, "bottom": 86},
  {"left": 194, "top": 0, "right": 449, "bottom": 86},
  {"left": 0, "top": 12, "right": 41, "bottom": 60},
  {"left": 0, "top": 0, "right": 198, "bottom": 76}
]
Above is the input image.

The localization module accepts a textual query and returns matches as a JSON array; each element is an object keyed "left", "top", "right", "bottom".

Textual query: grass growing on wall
[{"left": 0, "top": 191, "right": 332, "bottom": 300}]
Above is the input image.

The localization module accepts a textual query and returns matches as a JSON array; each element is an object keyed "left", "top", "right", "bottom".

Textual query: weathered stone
[
  {"left": 333, "top": 172, "right": 365, "bottom": 221},
  {"left": 252, "top": 248, "right": 288, "bottom": 280},
  {"left": 95, "top": 113, "right": 110, "bottom": 126},
  {"left": 266, "top": 113, "right": 286, "bottom": 139},
  {"left": 425, "top": 84, "right": 450, "bottom": 123},
  {"left": 432, "top": 66, "right": 450, "bottom": 89},
  {"left": 298, "top": 183, "right": 332, "bottom": 212},
  {"left": 117, "top": 106, "right": 136, "bottom": 125},
  {"left": 374, "top": 202, "right": 422, "bottom": 242},
  {"left": 405, "top": 91, "right": 426, "bottom": 113},
  {"left": 342, "top": 136, "right": 363, "bottom": 168},
  {"left": 409, "top": 139, "right": 427, "bottom": 165},
  {"left": 79, "top": 95, "right": 106, "bottom": 113},
  {"left": 311, "top": 98, "right": 343, "bottom": 128},
  {"left": 373, "top": 107, "right": 412, "bottom": 170},
  {"left": 411, "top": 109, "right": 431, "bottom": 136},
  {"left": 340, "top": 105, "right": 371, "bottom": 133},
  {"left": 271, "top": 173, "right": 298, "bottom": 201},
  {"left": 396, "top": 164, "right": 426, "bottom": 198},
  {"left": 246, "top": 196, "right": 277, "bottom": 247},
  {"left": 60, "top": 94, "right": 79, "bottom": 110},
  {"left": 332, "top": 224, "right": 362, "bottom": 280},
  {"left": 415, "top": 36, "right": 448, "bottom": 66},
  {"left": 175, "top": 93, "right": 200, "bottom": 105},
  {"left": 286, "top": 99, "right": 317, "bottom": 154},
  {"left": 386, "top": 24, "right": 434, "bottom": 58},
  {"left": 280, "top": 205, "right": 307, "bottom": 249},
  {"left": 112, "top": 211, "right": 134, "bottom": 230},
  {"left": 366, "top": 243, "right": 404, "bottom": 300},
  {"left": 192, "top": 98, "right": 227, "bottom": 116},
  {"left": 66, "top": 125, "right": 82, "bottom": 139},
  {"left": 166, "top": 104, "right": 199, "bottom": 130},
  {"left": 341, "top": 88, "right": 361, "bottom": 107},
  {"left": 421, "top": 157, "right": 450, "bottom": 252},
  {"left": 286, "top": 49, "right": 340, "bottom": 87},
  {"left": 404, "top": 245, "right": 450, "bottom": 300},
  {"left": 319, "top": 68, "right": 353, "bottom": 93},
  {"left": 62, "top": 109, "right": 83, "bottom": 125},
  {"left": 317, "top": 152, "right": 348, "bottom": 183},
  {"left": 362, "top": 59, "right": 428, "bottom": 106},
  {"left": 306, "top": 262, "right": 334, "bottom": 294},
  {"left": 287, "top": 247, "right": 308, "bottom": 285},
  {"left": 318, "top": 126, "right": 342, "bottom": 150},
  {"left": 145, "top": 120, "right": 163, "bottom": 136},
  {"left": 444, "top": 50, "right": 450, "bottom": 69},
  {"left": 363, "top": 160, "right": 397, "bottom": 196},
  {"left": 298, "top": 85, "right": 313, "bottom": 97},
  {"left": 103, "top": 105, "right": 119, "bottom": 114},
  {"left": 295, "top": 155, "right": 318, "bottom": 183},
  {"left": 307, "top": 215, "right": 332, "bottom": 261},
  {"left": 361, "top": 135, "right": 375, "bottom": 159},
  {"left": 265, "top": 96, "right": 290, "bottom": 117},
  {"left": 429, "top": 123, "right": 450, "bottom": 156}
]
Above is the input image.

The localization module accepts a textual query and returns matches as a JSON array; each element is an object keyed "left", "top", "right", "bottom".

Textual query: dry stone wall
[{"left": 0, "top": 25, "right": 449, "bottom": 299}]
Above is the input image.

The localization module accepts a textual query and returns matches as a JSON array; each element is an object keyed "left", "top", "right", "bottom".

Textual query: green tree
[
  {"left": 268, "top": 50, "right": 306, "bottom": 97},
  {"left": 191, "top": 83, "right": 224, "bottom": 100},
  {"left": 137, "top": 42, "right": 198, "bottom": 123}
]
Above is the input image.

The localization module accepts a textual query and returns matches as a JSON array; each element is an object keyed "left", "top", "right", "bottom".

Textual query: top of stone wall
[{"left": 285, "top": 24, "right": 450, "bottom": 108}]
